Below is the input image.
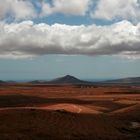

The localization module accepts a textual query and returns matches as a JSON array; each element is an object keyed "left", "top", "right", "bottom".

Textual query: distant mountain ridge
[
  {"left": 30, "top": 75, "right": 92, "bottom": 84},
  {"left": 0, "top": 80, "right": 6, "bottom": 84},
  {"left": 1, "top": 76, "right": 140, "bottom": 84},
  {"left": 104, "top": 77, "right": 140, "bottom": 83},
  {"left": 49, "top": 75, "right": 91, "bottom": 84}
]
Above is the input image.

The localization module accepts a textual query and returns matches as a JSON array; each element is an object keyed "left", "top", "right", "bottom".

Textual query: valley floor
[{"left": 0, "top": 84, "right": 139, "bottom": 140}]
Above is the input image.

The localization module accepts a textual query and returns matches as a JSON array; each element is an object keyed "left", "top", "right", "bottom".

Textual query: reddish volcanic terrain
[{"left": 0, "top": 84, "right": 139, "bottom": 140}]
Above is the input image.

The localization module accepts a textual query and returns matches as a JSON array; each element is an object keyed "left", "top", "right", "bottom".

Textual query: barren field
[{"left": 0, "top": 84, "right": 139, "bottom": 140}]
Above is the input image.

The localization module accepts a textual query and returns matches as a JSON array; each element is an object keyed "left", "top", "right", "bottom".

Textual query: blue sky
[{"left": 0, "top": 0, "right": 140, "bottom": 81}]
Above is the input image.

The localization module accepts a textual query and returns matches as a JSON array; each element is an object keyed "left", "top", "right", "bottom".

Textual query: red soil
[{"left": 0, "top": 84, "right": 139, "bottom": 140}]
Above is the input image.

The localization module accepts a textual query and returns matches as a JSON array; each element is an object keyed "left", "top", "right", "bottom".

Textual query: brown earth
[{"left": 0, "top": 84, "right": 139, "bottom": 140}]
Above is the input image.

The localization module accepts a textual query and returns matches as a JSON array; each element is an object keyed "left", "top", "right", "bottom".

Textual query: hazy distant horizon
[
  {"left": 1, "top": 75, "right": 140, "bottom": 83},
  {"left": 0, "top": 1, "right": 140, "bottom": 80}
]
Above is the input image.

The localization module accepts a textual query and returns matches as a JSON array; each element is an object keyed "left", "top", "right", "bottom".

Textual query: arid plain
[{"left": 0, "top": 83, "right": 139, "bottom": 140}]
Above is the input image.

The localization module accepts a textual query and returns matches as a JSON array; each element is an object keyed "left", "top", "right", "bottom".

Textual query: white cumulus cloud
[
  {"left": 0, "top": 20, "right": 140, "bottom": 59},
  {"left": 92, "top": 0, "right": 140, "bottom": 21},
  {"left": 1, "top": 0, "right": 140, "bottom": 23},
  {"left": 0, "top": 0, "right": 36, "bottom": 20},
  {"left": 40, "top": 0, "right": 91, "bottom": 17}
]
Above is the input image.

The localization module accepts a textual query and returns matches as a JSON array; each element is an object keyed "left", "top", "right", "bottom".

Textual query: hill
[
  {"left": 104, "top": 77, "right": 140, "bottom": 83},
  {"left": 0, "top": 80, "right": 6, "bottom": 84},
  {"left": 47, "top": 75, "right": 91, "bottom": 84},
  {"left": 30, "top": 75, "right": 92, "bottom": 85}
]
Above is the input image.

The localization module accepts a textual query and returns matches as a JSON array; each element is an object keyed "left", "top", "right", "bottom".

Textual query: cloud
[
  {"left": 1, "top": 0, "right": 140, "bottom": 23},
  {"left": 0, "top": 0, "right": 91, "bottom": 21},
  {"left": 0, "top": 0, "right": 36, "bottom": 20},
  {"left": 0, "top": 20, "right": 140, "bottom": 59},
  {"left": 40, "top": 0, "right": 91, "bottom": 17},
  {"left": 91, "top": 0, "right": 140, "bottom": 21}
]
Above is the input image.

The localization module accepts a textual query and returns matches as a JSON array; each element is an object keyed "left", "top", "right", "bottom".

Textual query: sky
[{"left": 0, "top": 0, "right": 140, "bottom": 81}]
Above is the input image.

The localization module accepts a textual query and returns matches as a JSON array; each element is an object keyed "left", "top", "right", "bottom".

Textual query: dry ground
[{"left": 0, "top": 84, "right": 139, "bottom": 140}]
